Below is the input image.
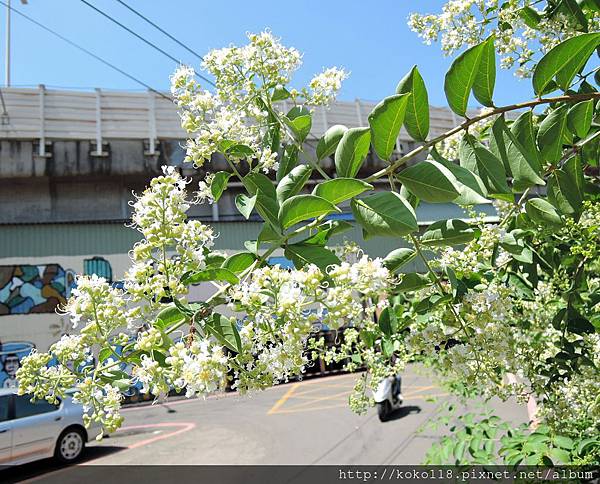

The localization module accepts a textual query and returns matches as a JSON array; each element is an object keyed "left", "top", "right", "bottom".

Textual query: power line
[
  {"left": 0, "top": 0, "right": 171, "bottom": 100},
  {"left": 78, "top": 0, "right": 215, "bottom": 87},
  {"left": 115, "top": 0, "right": 204, "bottom": 62}
]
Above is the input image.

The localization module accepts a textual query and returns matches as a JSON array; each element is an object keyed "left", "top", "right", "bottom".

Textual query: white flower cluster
[
  {"left": 64, "top": 274, "right": 128, "bottom": 333},
  {"left": 16, "top": 351, "right": 76, "bottom": 403},
  {"left": 167, "top": 340, "right": 228, "bottom": 397},
  {"left": 304, "top": 67, "right": 348, "bottom": 106},
  {"left": 409, "top": 1, "right": 600, "bottom": 78},
  {"left": 406, "top": 282, "right": 518, "bottom": 398},
  {"left": 126, "top": 166, "right": 215, "bottom": 304},
  {"left": 438, "top": 223, "right": 506, "bottom": 275},
  {"left": 17, "top": 166, "right": 220, "bottom": 434},
  {"left": 73, "top": 378, "right": 124, "bottom": 435},
  {"left": 50, "top": 334, "right": 92, "bottom": 366},
  {"left": 229, "top": 255, "right": 393, "bottom": 390},
  {"left": 170, "top": 30, "right": 347, "bottom": 176}
]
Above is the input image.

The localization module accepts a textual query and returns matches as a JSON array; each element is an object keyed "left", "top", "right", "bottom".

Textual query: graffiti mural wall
[
  {"left": 0, "top": 254, "right": 216, "bottom": 387},
  {"left": 0, "top": 264, "right": 74, "bottom": 315},
  {"left": 0, "top": 256, "right": 118, "bottom": 386},
  {"left": 0, "top": 341, "right": 35, "bottom": 388}
]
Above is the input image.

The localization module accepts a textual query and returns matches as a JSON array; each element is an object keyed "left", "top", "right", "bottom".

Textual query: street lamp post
[{"left": 5, "top": 0, "right": 28, "bottom": 87}]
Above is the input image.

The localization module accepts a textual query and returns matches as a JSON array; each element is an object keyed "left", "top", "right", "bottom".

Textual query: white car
[{"left": 0, "top": 388, "right": 101, "bottom": 466}]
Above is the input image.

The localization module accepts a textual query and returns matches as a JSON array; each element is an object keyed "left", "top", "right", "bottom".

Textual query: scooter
[{"left": 373, "top": 375, "right": 403, "bottom": 422}]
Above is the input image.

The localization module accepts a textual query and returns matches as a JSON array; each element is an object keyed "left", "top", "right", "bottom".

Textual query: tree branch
[{"left": 366, "top": 91, "right": 600, "bottom": 182}]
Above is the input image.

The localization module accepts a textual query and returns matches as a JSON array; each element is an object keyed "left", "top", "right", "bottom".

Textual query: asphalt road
[{"left": 4, "top": 365, "right": 527, "bottom": 482}]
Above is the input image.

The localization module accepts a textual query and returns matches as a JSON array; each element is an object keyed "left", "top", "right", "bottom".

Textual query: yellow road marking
[
  {"left": 290, "top": 394, "right": 348, "bottom": 402},
  {"left": 402, "top": 385, "right": 436, "bottom": 397},
  {"left": 292, "top": 384, "right": 353, "bottom": 396},
  {"left": 281, "top": 390, "right": 350, "bottom": 410},
  {"left": 267, "top": 382, "right": 299, "bottom": 415}
]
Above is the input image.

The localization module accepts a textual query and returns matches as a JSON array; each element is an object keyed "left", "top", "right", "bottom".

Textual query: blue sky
[{"left": 3, "top": 0, "right": 532, "bottom": 106}]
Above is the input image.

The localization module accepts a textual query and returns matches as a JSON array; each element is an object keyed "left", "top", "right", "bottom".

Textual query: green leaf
[
  {"left": 432, "top": 149, "right": 490, "bottom": 205},
  {"left": 335, "top": 127, "right": 371, "bottom": 178},
  {"left": 548, "top": 169, "right": 583, "bottom": 215},
  {"left": 472, "top": 36, "right": 496, "bottom": 107},
  {"left": 235, "top": 193, "right": 256, "bottom": 219},
  {"left": 397, "top": 273, "right": 432, "bottom": 292},
  {"left": 397, "top": 160, "right": 460, "bottom": 203},
  {"left": 156, "top": 305, "right": 187, "bottom": 330},
  {"left": 511, "top": 111, "right": 542, "bottom": 170},
  {"left": 243, "top": 173, "right": 280, "bottom": 230},
  {"left": 548, "top": 448, "right": 571, "bottom": 464},
  {"left": 421, "top": 219, "right": 480, "bottom": 246},
  {"left": 300, "top": 220, "right": 353, "bottom": 245},
  {"left": 272, "top": 85, "right": 290, "bottom": 101},
  {"left": 221, "top": 252, "right": 257, "bottom": 273},
  {"left": 537, "top": 105, "right": 569, "bottom": 163},
  {"left": 491, "top": 116, "right": 544, "bottom": 191},
  {"left": 316, "top": 125, "right": 347, "bottom": 160},
  {"left": 519, "top": 6, "right": 541, "bottom": 28},
  {"left": 396, "top": 65, "right": 429, "bottom": 141},
  {"left": 284, "top": 244, "right": 340, "bottom": 271},
  {"left": 525, "top": 198, "right": 563, "bottom": 226},
  {"left": 205, "top": 314, "right": 242, "bottom": 353},
  {"left": 533, "top": 33, "right": 600, "bottom": 94},
  {"left": 284, "top": 106, "right": 312, "bottom": 142},
  {"left": 205, "top": 252, "right": 226, "bottom": 268},
  {"left": 564, "top": 155, "right": 584, "bottom": 195},
  {"left": 351, "top": 192, "right": 418, "bottom": 238},
  {"left": 561, "top": 0, "right": 588, "bottom": 32},
  {"left": 210, "top": 171, "right": 232, "bottom": 202},
  {"left": 276, "top": 164, "right": 312, "bottom": 204},
  {"left": 258, "top": 223, "right": 280, "bottom": 244},
  {"left": 244, "top": 172, "right": 277, "bottom": 200},
  {"left": 219, "top": 141, "right": 254, "bottom": 158},
  {"left": 400, "top": 183, "right": 420, "bottom": 209},
  {"left": 113, "top": 378, "right": 133, "bottom": 392},
  {"left": 378, "top": 306, "right": 396, "bottom": 337},
  {"left": 183, "top": 268, "right": 240, "bottom": 285},
  {"left": 567, "top": 99, "right": 594, "bottom": 138},
  {"left": 444, "top": 40, "right": 486, "bottom": 116},
  {"left": 277, "top": 145, "right": 299, "bottom": 181},
  {"left": 463, "top": 134, "right": 512, "bottom": 198},
  {"left": 278, "top": 194, "right": 340, "bottom": 229},
  {"left": 383, "top": 248, "right": 416, "bottom": 273},
  {"left": 368, "top": 93, "right": 410, "bottom": 160},
  {"left": 98, "top": 347, "right": 113, "bottom": 363},
  {"left": 312, "top": 178, "right": 373, "bottom": 205},
  {"left": 553, "top": 435, "right": 574, "bottom": 450}
]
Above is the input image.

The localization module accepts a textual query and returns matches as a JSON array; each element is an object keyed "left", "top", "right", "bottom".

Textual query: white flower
[{"left": 305, "top": 67, "right": 348, "bottom": 106}]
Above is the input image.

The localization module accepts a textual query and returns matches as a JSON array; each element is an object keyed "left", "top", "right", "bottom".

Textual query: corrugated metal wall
[{"left": 1, "top": 206, "right": 497, "bottom": 264}]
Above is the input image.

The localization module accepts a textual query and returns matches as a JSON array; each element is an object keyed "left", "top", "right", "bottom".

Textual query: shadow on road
[
  {"left": 0, "top": 445, "right": 125, "bottom": 483},
  {"left": 386, "top": 405, "right": 422, "bottom": 422}
]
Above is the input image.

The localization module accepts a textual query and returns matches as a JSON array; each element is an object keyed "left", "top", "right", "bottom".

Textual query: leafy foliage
[{"left": 16, "top": 9, "right": 600, "bottom": 467}]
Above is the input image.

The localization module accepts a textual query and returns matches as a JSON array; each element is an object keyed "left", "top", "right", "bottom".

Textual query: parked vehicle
[
  {"left": 0, "top": 388, "right": 101, "bottom": 466},
  {"left": 373, "top": 375, "right": 403, "bottom": 422}
]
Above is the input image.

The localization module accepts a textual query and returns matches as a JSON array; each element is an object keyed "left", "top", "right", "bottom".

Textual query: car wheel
[{"left": 55, "top": 427, "right": 85, "bottom": 463}]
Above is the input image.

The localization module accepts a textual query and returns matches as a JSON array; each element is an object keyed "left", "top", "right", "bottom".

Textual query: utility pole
[
  {"left": 5, "top": 0, "right": 10, "bottom": 86},
  {"left": 5, "top": 0, "right": 28, "bottom": 87}
]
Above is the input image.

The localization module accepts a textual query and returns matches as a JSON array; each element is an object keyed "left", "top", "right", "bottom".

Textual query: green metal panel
[
  {"left": 1, "top": 221, "right": 406, "bottom": 259},
  {"left": 0, "top": 199, "right": 497, "bottom": 262}
]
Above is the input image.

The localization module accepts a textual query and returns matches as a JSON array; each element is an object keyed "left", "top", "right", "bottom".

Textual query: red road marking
[
  {"left": 18, "top": 422, "right": 196, "bottom": 484},
  {"left": 117, "top": 422, "right": 196, "bottom": 450}
]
